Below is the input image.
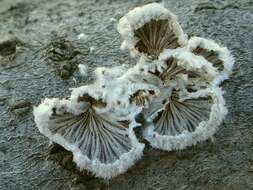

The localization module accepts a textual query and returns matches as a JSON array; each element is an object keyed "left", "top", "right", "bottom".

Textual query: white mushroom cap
[
  {"left": 142, "top": 87, "right": 227, "bottom": 151},
  {"left": 117, "top": 3, "right": 188, "bottom": 58},
  {"left": 33, "top": 95, "right": 144, "bottom": 179},
  {"left": 187, "top": 37, "right": 234, "bottom": 86}
]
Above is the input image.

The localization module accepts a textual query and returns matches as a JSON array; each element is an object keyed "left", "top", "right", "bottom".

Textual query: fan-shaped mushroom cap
[
  {"left": 155, "top": 48, "right": 219, "bottom": 92},
  {"left": 187, "top": 37, "right": 234, "bottom": 85},
  {"left": 34, "top": 94, "right": 144, "bottom": 179},
  {"left": 142, "top": 87, "right": 227, "bottom": 151},
  {"left": 117, "top": 3, "right": 187, "bottom": 59}
]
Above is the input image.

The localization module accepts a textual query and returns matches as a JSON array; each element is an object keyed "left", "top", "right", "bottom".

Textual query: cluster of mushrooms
[{"left": 34, "top": 3, "right": 234, "bottom": 179}]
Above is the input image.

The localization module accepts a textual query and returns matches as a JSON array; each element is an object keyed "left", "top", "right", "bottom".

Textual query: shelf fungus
[
  {"left": 34, "top": 3, "right": 234, "bottom": 179},
  {"left": 34, "top": 93, "right": 145, "bottom": 179},
  {"left": 187, "top": 37, "right": 234, "bottom": 85},
  {"left": 117, "top": 3, "right": 187, "bottom": 59},
  {"left": 156, "top": 49, "right": 219, "bottom": 92},
  {"left": 142, "top": 87, "right": 227, "bottom": 151}
]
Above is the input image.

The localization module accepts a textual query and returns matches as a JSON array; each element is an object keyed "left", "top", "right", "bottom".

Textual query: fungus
[
  {"left": 142, "top": 87, "right": 227, "bottom": 151},
  {"left": 187, "top": 37, "right": 234, "bottom": 85},
  {"left": 156, "top": 49, "right": 219, "bottom": 92},
  {"left": 117, "top": 3, "right": 187, "bottom": 59},
  {"left": 34, "top": 93, "right": 144, "bottom": 179},
  {"left": 34, "top": 2, "right": 234, "bottom": 179}
]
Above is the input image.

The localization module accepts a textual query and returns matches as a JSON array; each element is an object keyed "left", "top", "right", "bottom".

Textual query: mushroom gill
[
  {"left": 48, "top": 108, "right": 132, "bottom": 164},
  {"left": 187, "top": 37, "right": 234, "bottom": 85},
  {"left": 192, "top": 46, "right": 224, "bottom": 71},
  {"left": 130, "top": 90, "right": 155, "bottom": 107},
  {"left": 117, "top": 3, "right": 187, "bottom": 59},
  {"left": 159, "top": 57, "right": 200, "bottom": 84},
  {"left": 153, "top": 90, "right": 212, "bottom": 136},
  {"left": 134, "top": 19, "right": 183, "bottom": 59}
]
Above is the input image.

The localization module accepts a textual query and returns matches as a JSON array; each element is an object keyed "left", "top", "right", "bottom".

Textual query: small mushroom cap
[
  {"left": 34, "top": 96, "right": 144, "bottom": 179},
  {"left": 157, "top": 48, "right": 219, "bottom": 90},
  {"left": 187, "top": 37, "right": 234, "bottom": 86},
  {"left": 117, "top": 3, "right": 187, "bottom": 59},
  {"left": 142, "top": 87, "right": 227, "bottom": 151}
]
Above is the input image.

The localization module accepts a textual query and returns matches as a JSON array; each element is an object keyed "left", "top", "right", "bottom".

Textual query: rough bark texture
[{"left": 0, "top": 0, "right": 252, "bottom": 189}]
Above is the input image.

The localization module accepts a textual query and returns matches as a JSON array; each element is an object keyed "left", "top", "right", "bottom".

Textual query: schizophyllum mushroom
[{"left": 34, "top": 3, "right": 234, "bottom": 179}]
